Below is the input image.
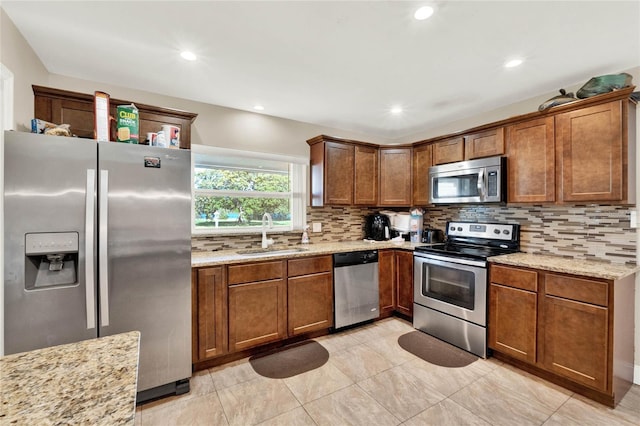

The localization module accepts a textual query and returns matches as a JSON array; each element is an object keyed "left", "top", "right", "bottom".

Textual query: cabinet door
[
  {"left": 288, "top": 272, "right": 333, "bottom": 336},
  {"left": 506, "top": 117, "right": 555, "bottom": 203},
  {"left": 542, "top": 295, "right": 608, "bottom": 391},
  {"left": 228, "top": 279, "right": 287, "bottom": 352},
  {"left": 379, "top": 148, "right": 412, "bottom": 206},
  {"left": 325, "top": 142, "right": 355, "bottom": 205},
  {"left": 464, "top": 127, "right": 505, "bottom": 160},
  {"left": 196, "top": 267, "right": 228, "bottom": 361},
  {"left": 395, "top": 251, "right": 414, "bottom": 318},
  {"left": 488, "top": 283, "right": 537, "bottom": 364},
  {"left": 433, "top": 137, "right": 464, "bottom": 165},
  {"left": 49, "top": 98, "right": 95, "bottom": 139},
  {"left": 354, "top": 145, "right": 378, "bottom": 205},
  {"left": 556, "top": 101, "right": 623, "bottom": 202},
  {"left": 378, "top": 250, "right": 395, "bottom": 317},
  {"left": 412, "top": 144, "right": 432, "bottom": 206}
]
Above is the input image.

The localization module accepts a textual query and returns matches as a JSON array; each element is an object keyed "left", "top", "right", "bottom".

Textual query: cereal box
[{"left": 116, "top": 104, "right": 139, "bottom": 143}]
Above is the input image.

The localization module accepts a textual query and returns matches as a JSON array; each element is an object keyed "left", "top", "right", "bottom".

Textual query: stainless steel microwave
[{"left": 429, "top": 156, "right": 506, "bottom": 204}]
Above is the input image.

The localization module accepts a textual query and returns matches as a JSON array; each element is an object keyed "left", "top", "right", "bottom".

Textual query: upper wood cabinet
[
  {"left": 464, "top": 127, "right": 505, "bottom": 160},
  {"left": 432, "top": 136, "right": 464, "bottom": 165},
  {"left": 379, "top": 147, "right": 412, "bottom": 206},
  {"left": 308, "top": 136, "right": 379, "bottom": 207},
  {"left": 412, "top": 144, "right": 432, "bottom": 206},
  {"left": 556, "top": 100, "right": 626, "bottom": 203},
  {"left": 354, "top": 145, "right": 379, "bottom": 205},
  {"left": 506, "top": 117, "right": 556, "bottom": 203},
  {"left": 33, "top": 85, "right": 197, "bottom": 148}
]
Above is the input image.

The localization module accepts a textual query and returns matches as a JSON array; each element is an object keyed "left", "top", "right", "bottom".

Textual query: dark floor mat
[
  {"left": 249, "top": 340, "right": 329, "bottom": 379},
  {"left": 398, "top": 331, "right": 478, "bottom": 368}
]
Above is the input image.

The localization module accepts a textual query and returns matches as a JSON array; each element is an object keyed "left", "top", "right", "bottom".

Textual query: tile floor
[{"left": 137, "top": 318, "right": 640, "bottom": 425}]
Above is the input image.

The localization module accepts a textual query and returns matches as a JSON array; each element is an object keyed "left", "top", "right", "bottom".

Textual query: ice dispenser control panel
[{"left": 25, "top": 232, "right": 79, "bottom": 255}]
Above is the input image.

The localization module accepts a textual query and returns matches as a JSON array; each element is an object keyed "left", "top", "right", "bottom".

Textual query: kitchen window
[{"left": 191, "top": 144, "right": 307, "bottom": 234}]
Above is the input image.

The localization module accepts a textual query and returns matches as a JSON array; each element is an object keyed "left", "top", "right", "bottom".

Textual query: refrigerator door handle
[
  {"left": 85, "top": 169, "right": 96, "bottom": 330},
  {"left": 99, "top": 169, "right": 110, "bottom": 327}
]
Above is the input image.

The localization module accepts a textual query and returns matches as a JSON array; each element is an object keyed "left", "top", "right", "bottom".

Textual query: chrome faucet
[{"left": 261, "top": 212, "right": 274, "bottom": 249}]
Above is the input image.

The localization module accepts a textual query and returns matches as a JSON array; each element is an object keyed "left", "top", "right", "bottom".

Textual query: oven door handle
[{"left": 413, "top": 252, "right": 486, "bottom": 268}]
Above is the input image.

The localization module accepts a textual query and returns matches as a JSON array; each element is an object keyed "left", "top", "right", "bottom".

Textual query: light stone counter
[
  {"left": 0, "top": 331, "right": 140, "bottom": 425},
  {"left": 489, "top": 252, "right": 639, "bottom": 280},
  {"left": 192, "top": 240, "right": 423, "bottom": 267}
]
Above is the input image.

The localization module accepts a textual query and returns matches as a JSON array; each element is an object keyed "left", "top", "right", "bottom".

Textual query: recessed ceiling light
[
  {"left": 504, "top": 58, "right": 524, "bottom": 68},
  {"left": 253, "top": 105, "right": 265, "bottom": 111},
  {"left": 390, "top": 106, "right": 403, "bottom": 115},
  {"left": 414, "top": 6, "right": 435, "bottom": 20},
  {"left": 180, "top": 51, "right": 197, "bottom": 61}
]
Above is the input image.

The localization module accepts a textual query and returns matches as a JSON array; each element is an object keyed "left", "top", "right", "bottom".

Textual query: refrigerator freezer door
[
  {"left": 4, "top": 132, "right": 98, "bottom": 354},
  {"left": 98, "top": 143, "right": 192, "bottom": 392}
]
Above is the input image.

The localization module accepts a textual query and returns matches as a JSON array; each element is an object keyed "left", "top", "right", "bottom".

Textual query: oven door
[{"left": 413, "top": 253, "right": 487, "bottom": 326}]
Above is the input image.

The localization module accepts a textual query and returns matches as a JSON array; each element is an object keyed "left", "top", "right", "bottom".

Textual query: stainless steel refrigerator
[{"left": 3, "top": 131, "right": 192, "bottom": 401}]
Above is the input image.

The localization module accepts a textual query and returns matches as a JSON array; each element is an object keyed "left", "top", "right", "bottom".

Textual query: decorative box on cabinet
[{"left": 33, "top": 85, "right": 197, "bottom": 148}]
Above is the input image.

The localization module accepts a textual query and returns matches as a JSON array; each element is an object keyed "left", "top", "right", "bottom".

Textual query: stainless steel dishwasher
[{"left": 333, "top": 250, "right": 379, "bottom": 329}]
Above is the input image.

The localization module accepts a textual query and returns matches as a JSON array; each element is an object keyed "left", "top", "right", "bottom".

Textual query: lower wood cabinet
[
  {"left": 378, "top": 249, "right": 413, "bottom": 319},
  {"left": 488, "top": 263, "right": 635, "bottom": 407},
  {"left": 378, "top": 250, "right": 396, "bottom": 317},
  {"left": 193, "top": 267, "right": 227, "bottom": 362},
  {"left": 287, "top": 255, "right": 333, "bottom": 336},
  {"left": 395, "top": 250, "right": 414, "bottom": 318},
  {"left": 489, "top": 265, "right": 538, "bottom": 364},
  {"left": 227, "top": 260, "right": 287, "bottom": 352}
]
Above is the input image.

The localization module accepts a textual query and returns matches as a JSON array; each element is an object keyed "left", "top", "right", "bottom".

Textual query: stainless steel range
[{"left": 413, "top": 221, "right": 520, "bottom": 358}]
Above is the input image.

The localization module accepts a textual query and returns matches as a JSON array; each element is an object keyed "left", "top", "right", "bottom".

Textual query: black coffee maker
[{"left": 365, "top": 214, "right": 391, "bottom": 241}]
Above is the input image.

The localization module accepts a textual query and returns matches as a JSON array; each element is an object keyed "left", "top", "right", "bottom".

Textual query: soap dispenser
[{"left": 301, "top": 225, "right": 310, "bottom": 244}]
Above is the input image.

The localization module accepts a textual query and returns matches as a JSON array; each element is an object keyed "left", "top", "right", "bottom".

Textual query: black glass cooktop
[{"left": 414, "top": 243, "right": 518, "bottom": 261}]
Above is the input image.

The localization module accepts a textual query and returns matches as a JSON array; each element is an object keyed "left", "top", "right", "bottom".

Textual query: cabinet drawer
[
  {"left": 228, "top": 260, "right": 285, "bottom": 285},
  {"left": 288, "top": 255, "right": 332, "bottom": 277},
  {"left": 545, "top": 274, "right": 608, "bottom": 307},
  {"left": 490, "top": 265, "right": 538, "bottom": 292}
]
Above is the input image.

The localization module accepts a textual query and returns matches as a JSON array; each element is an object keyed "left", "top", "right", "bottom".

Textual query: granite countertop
[
  {"left": 192, "top": 240, "right": 423, "bottom": 267},
  {"left": 489, "top": 252, "right": 639, "bottom": 280},
  {"left": 0, "top": 331, "right": 140, "bottom": 425}
]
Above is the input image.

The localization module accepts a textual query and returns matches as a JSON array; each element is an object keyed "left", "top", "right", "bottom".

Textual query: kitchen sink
[{"left": 236, "top": 247, "right": 310, "bottom": 257}]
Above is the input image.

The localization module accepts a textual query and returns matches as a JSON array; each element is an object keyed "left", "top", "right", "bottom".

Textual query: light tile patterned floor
[{"left": 137, "top": 318, "right": 640, "bottom": 425}]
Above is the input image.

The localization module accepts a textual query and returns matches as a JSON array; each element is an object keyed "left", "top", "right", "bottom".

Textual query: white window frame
[{"left": 191, "top": 144, "right": 307, "bottom": 235}]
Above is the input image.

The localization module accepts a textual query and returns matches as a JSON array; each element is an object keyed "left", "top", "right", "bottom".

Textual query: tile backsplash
[{"left": 192, "top": 204, "right": 637, "bottom": 265}]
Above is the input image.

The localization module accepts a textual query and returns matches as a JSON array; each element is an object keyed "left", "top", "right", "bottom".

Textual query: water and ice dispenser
[{"left": 24, "top": 232, "right": 79, "bottom": 289}]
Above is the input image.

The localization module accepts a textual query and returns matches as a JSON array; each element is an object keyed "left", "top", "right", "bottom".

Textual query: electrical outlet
[
  {"left": 631, "top": 210, "right": 637, "bottom": 228},
  {"left": 312, "top": 222, "right": 322, "bottom": 232}
]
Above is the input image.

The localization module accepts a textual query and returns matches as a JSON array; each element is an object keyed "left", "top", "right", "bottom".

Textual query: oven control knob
[
  {"left": 494, "top": 229, "right": 501, "bottom": 234},
  {"left": 457, "top": 227, "right": 463, "bottom": 231},
  {"left": 503, "top": 230, "right": 510, "bottom": 235},
  {"left": 450, "top": 226, "right": 455, "bottom": 231}
]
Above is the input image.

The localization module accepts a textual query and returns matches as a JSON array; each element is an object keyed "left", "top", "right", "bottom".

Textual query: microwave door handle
[{"left": 477, "top": 169, "right": 486, "bottom": 199}]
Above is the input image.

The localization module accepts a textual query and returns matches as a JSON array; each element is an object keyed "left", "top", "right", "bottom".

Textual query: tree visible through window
[{"left": 194, "top": 166, "right": 292, "bottom": 229}]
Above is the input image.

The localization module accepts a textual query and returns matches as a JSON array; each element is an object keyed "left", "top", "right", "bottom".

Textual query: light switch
[
  {"left": 631, "top": 210, "right": 637, "bottom": 228},
  {"left": 312, "top": 222, "right": 322, "bottom": 232}
]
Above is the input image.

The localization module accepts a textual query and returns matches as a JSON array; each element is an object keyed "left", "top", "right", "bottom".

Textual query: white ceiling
[{"left": 3, "top": 1, "right": 639, "bottom": 140}]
